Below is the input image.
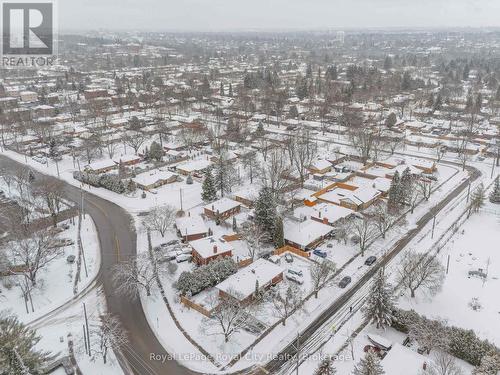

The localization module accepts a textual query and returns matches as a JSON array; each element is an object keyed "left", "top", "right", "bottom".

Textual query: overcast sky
[{"left": 59, "top": 0, "right": 500, "bottom": 32}]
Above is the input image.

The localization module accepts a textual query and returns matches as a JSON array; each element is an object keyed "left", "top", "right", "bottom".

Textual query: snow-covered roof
[
  {"left": 176, "top": 215, "right": 208, "bottom": 236},
  {"left": 284, "top": 219, "right": 334, "bottom": 248},
  {"left": 216, "top": 258, "right": 283, "bottom": 301},
  {"left": 189, "top": 236, "right": 233, "bottom": 259},
  {"left": 382, "top": 343, "right": 427, "bottom": 375},
  {"left": 133, "top": 170, "right": 177, "bottom": 186},
  {"left": 177, "top": 159, "right": 212, "bottom": 173},
  {"left": 310, "top": 159, "right": 332, "bottom": 171},
  {"left": 204, "top": 197, "right": 241, "bottom": 214},
  {"left": 295, "top": 203, "right": 354, "bottom": 224}
]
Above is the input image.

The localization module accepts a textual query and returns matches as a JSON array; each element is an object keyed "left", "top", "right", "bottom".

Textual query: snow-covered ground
[{"left": 1, "top": 215, "right": 100, "bottom": 323}]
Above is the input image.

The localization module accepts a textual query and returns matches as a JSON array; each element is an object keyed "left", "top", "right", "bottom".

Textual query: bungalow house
[
  {"left": 284, "top": 219, "right": 334, "bottom": 250},
  {"left": 232, "top": 185, "right": 260, "bottom": 208},
  {"left": 309, "top": 159, "right": 333, "bottom": 175},
  {"left": 204, "top": 197, "right": 241, "bottom": 221},
  {"left": 295, "top": 203, "right": 354, "bottom": 227},
  {"left": 216, "top": 258, "right": 283, "bottom": 304},
  {"left": 316, "top": 183, "right": 382, "bottom": 211},
  {"left": 176, "top": 159, "right": 212, "bottom": 177},
  {"left": 114, "top": 154, "right": 142, "bottom": 167},
  {"left": 133, "top": 170, "right": 178, "bottom": 190},
  {"left": 84, "top": 159, "right": 117, "bottom": 174},
  {"left": 175, "top": 215, "right": 208, "bottom": 242},
  {"left": 190, "top": 236, "right": 233, "bottom": 265}
]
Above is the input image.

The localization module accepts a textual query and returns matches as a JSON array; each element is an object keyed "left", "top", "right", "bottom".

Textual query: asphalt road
[
  {"left": 262, "top": 163, "right": 481, "bottom": 374},
  {"left": 0, "top": 155, "right": 197, "bottom": 375}
]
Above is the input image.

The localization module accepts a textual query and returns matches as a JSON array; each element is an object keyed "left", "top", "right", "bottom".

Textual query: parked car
[
  {"left": 286, "top": 272, "right": 304, "bottom": 285},
  {"left": 339, "top": 276, "right": 352, "bottom": 288},
  {"left": 268, "top": 255, "right": 281, "bottom": 264},
  {"left": 176, "top": 254, "right": 192, "bottom": 263},
  {"left": 364, "top": 256, "right": 377, "bottom": 266},
  {"left": 313, "top": 249, "right": 327, "bottom": 258},
  {"left": 166, "top": 239, "right": 179, "bottom": 246},
  {"left": 284, "top": 253, "right": 294, "bottom": 263},
  {"left": 287, "top": 267, "right": 303, "bottom": 277},
  {"left": 50, "top": 238, "right": 74, "bottom": 248},
  {"left": 66, "top": 255, "right": 76, "bottom": 264},
  {"left": 60, "top": 223, "right": 70, "bottom": 230},
  {"left": 32, "top": 155, "right": 47, "bottom": 164}
]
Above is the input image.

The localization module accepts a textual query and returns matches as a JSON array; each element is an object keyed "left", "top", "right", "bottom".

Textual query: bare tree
[
  {"left": 111, "top": 252, "right": 158, "bottom": 298},
  {"left": 89, "top": 314, "right": 128, "bottom": 364},
  {"left": 435, "top": 142, "right": 447, "bottom": 163},
  {"left": 417, "top": 177, "right": 435, "bottom": 201},
  {"left": 350, "top": 216, "right": 378, "bottom": 256},
  {"left": 285, "top": 129, "right": 317, "bottom": 187},
  {"left": 267, "top": 282, "right": 303, "bottom": 325},
  {"left": 367, "top": 201, "right": 403, "bottom": 239},
  {"left": 204, "top": 293, "right": 253, "bottom": 343},
  {"left": 33, "top": 178, "right": 65, "bottom": 227},
  {"left": 143, "top": 205, "right": 176, "bottom": 237},
  {"left": 124, "top": 130, "right": 147, "bottom": 154},
  {"left": 310, "top": 259, "right": 336, "bottom": 298},
  {"left": 240, "top": 222, "right": 266, "bottom": 260},
  {"left": 396, "top": 252, "right": 445, "bottom": 298},
  {"left": 10, "top": 230, "right": 62, "bottom": 286},
  {"left": 259, "top": 148, "right": 291, "bottom": 200},
  {"left": 428, "top": 351, "right": 463, "bottom": 375}
]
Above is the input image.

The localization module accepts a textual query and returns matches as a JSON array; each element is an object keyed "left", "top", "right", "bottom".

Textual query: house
[
  {"left": 309, "top": 159, "right": 333, "bottom": 175},
  {"left": 295, "top": 203, "right": 354, "bottom": 226},
  {"left": 190, "top": 236, "right": 233, "bottom": 265},
  {"left": 175, "top": 215, "right": 208, "bottom": 241},
  {"left": 133, "top": 170, "right": 178, "bottom": 190},
  {"left": 19, "top": 90, "right": 38, "bottom": 102},
  {"left": 316, "top": 183, "right": 382, "bottom": 211},
  {"left": 176, "top": 159, "right": 212, "bottom": 176},
  {"left": 84, "top": 159, "right": 117, "bottom": 174},
  {"left": 113, "top": 154, "right": 142, "bottom": 166},
  {"left": 204, "top": 197, "right": 241, "bottom": 221},
  {"left": 233, "top": 185, "right": 260, "bottom": 208},
  {"left": 216, "top": 258, "right": 283, "bottom": 304},
  {"left": 284, "top": 219, "right": 334, "bottom": 250}
]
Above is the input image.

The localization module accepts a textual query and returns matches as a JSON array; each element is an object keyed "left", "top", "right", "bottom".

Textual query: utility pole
[
  {"left": 179, "top": 188, "right": 183, "bottom": 211},
  {"left": 466, "top": 181, "right": 471, "bottom": 203},
  {"left": 446, "top": 254, "right": 450, "bottom": 274},
  {"left": 431, "top": 215, "right": 436, "bottom": 239}
]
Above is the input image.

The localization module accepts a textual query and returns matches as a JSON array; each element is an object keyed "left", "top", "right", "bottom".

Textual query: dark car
[
  {"left": 339, "top": 276, "right": 352, "bottom": 288},
  {"left": 313, "top": 249, "right": 327, "bottom": 258},
  {"left": 364, "top": 256, "right": 377, "bottom": 266}
]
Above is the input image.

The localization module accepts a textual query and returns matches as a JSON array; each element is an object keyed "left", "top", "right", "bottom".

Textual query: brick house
[
  {"left": 204, "top": 198, "right": 241, "bottom": 221},
  {"left": 190, "top": 237, "right": 233, "bottom": 266}
]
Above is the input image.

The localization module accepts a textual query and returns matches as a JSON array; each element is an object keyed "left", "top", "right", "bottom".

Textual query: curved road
[{"left": 0, "top": 155, "right": 196, "bottom": 375}]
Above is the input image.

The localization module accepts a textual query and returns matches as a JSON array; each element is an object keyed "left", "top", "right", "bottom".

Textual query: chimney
[
  {"left": 251, "top": 269, "right": 256, "bottom": 274},
  {"left": 213, "top": 245, "right": 218, "bottom": 254},
  {"left": 318, "top": 211, "right": 322, "bottom": 218},
  {"left": 423, "top": 362, "right": 427, "bottom": 371},
  {"left": 212, "top": 205, "right": 215, "bottom": 211}
]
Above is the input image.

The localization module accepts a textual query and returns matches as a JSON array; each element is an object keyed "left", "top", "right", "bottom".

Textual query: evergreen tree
[
  {"left": 489, "top": 176, "right": 500, "bottom": 204},
  {"left": 473, "top": 353, "right": 500, "bottom": 375},
  {"left": 463, "top": 63, "right": 470, "bottom": 80},
  {"left": 401, "top": 71, "right": 411, "bottom": 90},
  {"left": 48, "top": 138, "right": 58, "bottom": 157},
  {"left": 433, "top": 93, "right": 443, "bottom": 111},
  {"left": 387, "top": 171, "right": 401, "bottom": 212},
  {"left": 228, "top": 83, "right": 233, "bottom": 97},
  {"left": 314, "top": 357, "right": 336, "bottom": 375},
  {"left": 220, "top": 82, "right": 225, "bottom": 96},
  {"left": 201, "top": 168, "right": 217, "bottom": 202},
  {"left": 0, "top": 314, "right": 52, "bottom": 373},
  {"left": 353, "top": 350, "right": 385, "bottom": 375},
  {"left": 399, "top": 167, "right": 414, "bottom": 205},
  {"left": 148, "top": 141, "right": 164, "bottom": 162},
  {"left": 254, "top": 187, "right": 277, "bottom": 240},
  {"left": 363, "top": 269, "right": 396, "bottom": 329},
  {"left": 469, "top": 183, "right": 486, "bottom": 216},
  {"left": 273, "top": 216, "right": 285, "bottom": 248}
]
